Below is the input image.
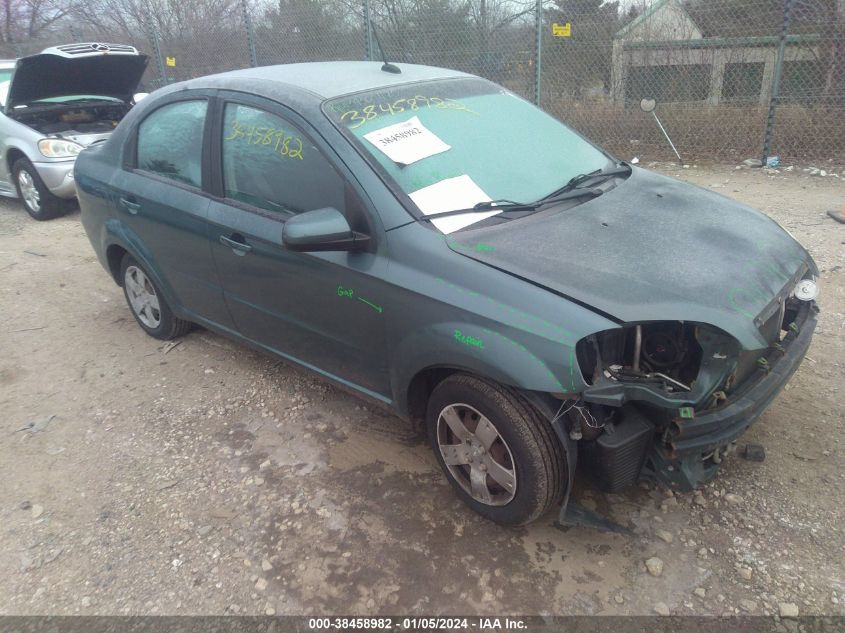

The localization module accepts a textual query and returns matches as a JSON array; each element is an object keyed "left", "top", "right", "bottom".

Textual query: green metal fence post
[
  {"left": 240, "top": 0, "right": 258, "bottom": 67},
  {"left": 143, "top": 13, "right": 168, "bottom": 87},
  {"left": 364, "top": 0, "right": 374, "bottom": 61},
  {"left": 761, "top": 0, "right": 794, "bottom": 165},
  {"left": 534, "top": 0, "right": 542, "bottom": 105}
]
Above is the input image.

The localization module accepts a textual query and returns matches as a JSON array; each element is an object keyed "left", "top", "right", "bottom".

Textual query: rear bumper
[{"left": 647, "top": 300, "right": 818, "bottom": 489}]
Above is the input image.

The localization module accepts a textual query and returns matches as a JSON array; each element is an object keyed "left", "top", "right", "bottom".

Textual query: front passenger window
[
  {"left": 221, "top": 103, "right": 345, "bottom": 215},
  {"left": 136, "top": 100, "right": 207, "bottom": 188}
]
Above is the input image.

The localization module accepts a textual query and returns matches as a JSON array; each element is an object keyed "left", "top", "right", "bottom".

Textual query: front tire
[
  {"left": 120, "top": 254, "right": 192, "bottom": 340},
  {"left": 12, "top": 158, "right": 68, "bottom": 221},
  {"left": 426, "top": 373, "right": 567, "bottom": 526}
]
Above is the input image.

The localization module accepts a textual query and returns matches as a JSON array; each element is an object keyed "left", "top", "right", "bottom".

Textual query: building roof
[
  {"left": 621, "top": 33, "right": 821, "bottom": 51},
  {"left": 616, "top": 0, "right": 698, "bottom": 39},
  {"left": 207, "top": 61, "right": 472, "bottom": 100}
]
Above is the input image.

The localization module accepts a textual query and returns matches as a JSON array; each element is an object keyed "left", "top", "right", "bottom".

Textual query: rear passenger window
[
  {"left": 136, "top": 100, "right": 207, "bottom": 188},
  {"left": 221, "top": 103, "right": 345, "bottom": 215}
]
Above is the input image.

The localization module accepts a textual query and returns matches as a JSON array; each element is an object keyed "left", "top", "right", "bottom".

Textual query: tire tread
[{"left": 428, "top": 373, "right": 568, "bottom": 525}]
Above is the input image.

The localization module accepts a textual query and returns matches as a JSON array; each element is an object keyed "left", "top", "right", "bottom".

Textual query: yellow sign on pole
[
  {"left": 552, "top": 22, "right": 571, "bottom": 37},
  {"left": 165, "top": 56, "right": 176, "bottom": 67}
]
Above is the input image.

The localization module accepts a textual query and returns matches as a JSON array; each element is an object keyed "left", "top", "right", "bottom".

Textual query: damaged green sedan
[{"left": 76, "top": 62, "right": 819, "bottom": 526}]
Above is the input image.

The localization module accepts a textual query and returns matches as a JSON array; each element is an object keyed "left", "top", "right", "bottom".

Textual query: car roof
[{"left": 200, "top": 61, "right": 474, "bottom": 101}]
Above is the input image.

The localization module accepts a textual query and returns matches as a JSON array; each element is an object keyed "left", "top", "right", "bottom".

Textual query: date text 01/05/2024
[{"left": 307, "top": 616, "right": 528, "bottom": 630}]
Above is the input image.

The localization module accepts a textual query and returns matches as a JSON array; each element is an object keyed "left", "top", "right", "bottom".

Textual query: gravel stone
[
  {"left": 654, "top": 602, "right": 670, "bottom": 616},
  {"left": 656, "top": 529, "right": 674, "bottom": 544},
  {"left": 645, "top": 557, "right": 664, "bottom": 577},
  {"left": 740, "top": 599, "right": 757, "bottom": 612}
]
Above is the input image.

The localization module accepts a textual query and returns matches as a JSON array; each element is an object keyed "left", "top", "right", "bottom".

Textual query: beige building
[{"left": 611, "top": 0, "right": 822, "bottom": 106}]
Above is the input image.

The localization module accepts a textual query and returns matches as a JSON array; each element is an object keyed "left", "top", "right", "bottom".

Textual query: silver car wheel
[
  {"left": 18, "top": 169, "right": 41, "bottom": 213},
  {"left": 437, "top": 403, "right": 517, "bottom": 506},
  {"left": 124, "top": 265, "right": 162, "bottom": 329}
]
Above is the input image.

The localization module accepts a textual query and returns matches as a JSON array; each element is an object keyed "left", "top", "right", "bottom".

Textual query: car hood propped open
[
  {"left": 448, "top": 167, "right": 814, "bottom": 349},
  {"left": 5, "top": 46, "right": 148, "bottom": 110}
]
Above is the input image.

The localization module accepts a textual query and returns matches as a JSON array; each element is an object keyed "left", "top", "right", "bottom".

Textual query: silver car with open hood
[{"left": 0, "top": 43, "right": 148, "bottom": 220}]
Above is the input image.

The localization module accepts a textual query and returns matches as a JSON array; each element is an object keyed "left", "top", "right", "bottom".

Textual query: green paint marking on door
[
  {"left": 357, "top": 296, "right": 383, "bottom": 313},
  {"left": 337, "top": 284, "right": 382, "bottom": 313}
]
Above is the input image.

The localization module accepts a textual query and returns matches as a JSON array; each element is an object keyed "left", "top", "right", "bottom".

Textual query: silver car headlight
[{"left": 37, "top": 138, "right": 83, "bottom": 158}]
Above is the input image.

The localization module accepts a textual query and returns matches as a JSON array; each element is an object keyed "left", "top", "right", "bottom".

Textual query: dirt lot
[{"left": 0, "top": 164, "right": 843, "bottom": 617}]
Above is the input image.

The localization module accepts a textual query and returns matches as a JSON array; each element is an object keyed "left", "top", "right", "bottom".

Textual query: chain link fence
[{"left": 1, "top": 0, "right": 843, "bottom": 163}]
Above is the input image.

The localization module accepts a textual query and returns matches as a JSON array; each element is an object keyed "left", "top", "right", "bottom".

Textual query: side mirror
[
  {"left": 282, "top": 207, "right": 370, "bottom": 252},
  {"left": 639, "top": 98, "right": 656, "bottom": 113}
]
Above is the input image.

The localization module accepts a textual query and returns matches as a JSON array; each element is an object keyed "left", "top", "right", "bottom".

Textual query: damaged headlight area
[
  {"left": 564, "top": 295, "right": 817, "bottom": 493},
  {"left": 576, "top": 321, "right": 740, "bottom": 410}
]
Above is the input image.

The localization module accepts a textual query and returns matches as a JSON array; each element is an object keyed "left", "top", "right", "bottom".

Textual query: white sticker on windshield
[
  {"left": 363, "top": 116, "right": 451, "bottom": 166},
  {"left": 409, "top": 175, "right": 500, "bottom": 234}
]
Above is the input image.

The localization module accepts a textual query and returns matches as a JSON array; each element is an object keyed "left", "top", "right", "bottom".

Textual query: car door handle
[
  {"left": 219, "top": 234, "right": 252, "bottom": 255},
  {"left": 119, "top": 197, "right": 141, "bottom": 214}
]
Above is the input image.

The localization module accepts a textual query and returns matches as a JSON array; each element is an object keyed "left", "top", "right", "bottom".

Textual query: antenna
[{"left": 370, "top": 24, "right": 401, "bottom": 74}]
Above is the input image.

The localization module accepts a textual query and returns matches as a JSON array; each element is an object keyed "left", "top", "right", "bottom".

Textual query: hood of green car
[{"left": 448, "top": 168, "right": 813, "bottom": 349}]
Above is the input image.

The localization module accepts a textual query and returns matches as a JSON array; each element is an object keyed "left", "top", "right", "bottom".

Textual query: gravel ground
[{"left": 0, "top": 163, "right": 843, "bottom": 617}]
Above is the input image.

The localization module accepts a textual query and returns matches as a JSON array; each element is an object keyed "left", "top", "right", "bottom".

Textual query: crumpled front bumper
[{"left": 645, "top": 300, "right": 818, "bottom": 489}]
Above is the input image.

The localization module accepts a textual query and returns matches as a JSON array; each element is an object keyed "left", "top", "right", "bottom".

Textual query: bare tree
[{"left": 0, "top": 0, "right": 79, "bottom": 53}]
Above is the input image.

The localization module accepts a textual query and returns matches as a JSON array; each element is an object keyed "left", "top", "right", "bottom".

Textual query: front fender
[{"left": 390, "top": 320, "right": 583, "bottom": 414}]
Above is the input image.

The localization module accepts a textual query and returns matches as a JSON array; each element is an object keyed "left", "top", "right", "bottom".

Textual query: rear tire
[
  {"left": 12, "top": 157, "right": 68, "bottom": 221},
  {"left": 120, "top": 254, "right": 192, "bottom": 340},
  {"left": 426, "top": 373, "right": 566, "bottom": 526}
]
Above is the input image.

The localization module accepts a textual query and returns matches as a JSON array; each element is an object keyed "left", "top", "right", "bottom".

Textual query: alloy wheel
[
  {"left": 436, "top": 403, "right": 517, "bottom": 506},
  {"left": 124, "top": 265, "right": 162, "bottom": 328},
  {"left": 18, "top": 169, "right": 40, "bottom": 213}
]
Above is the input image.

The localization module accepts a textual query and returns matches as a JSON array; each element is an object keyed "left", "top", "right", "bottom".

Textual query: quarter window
[
  {"left": 221, "top": 103, "right": 345, "bottom": 215},
  {"left": 136, "top": 100, "right": 207, "bottom": 188}
]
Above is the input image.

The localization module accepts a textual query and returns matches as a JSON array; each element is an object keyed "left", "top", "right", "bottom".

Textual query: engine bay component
[
  {"left": 580, "top": 408, "right": 653, "bottom": 492},
  {"left": 793, "top": 278, "right": 818, "bottom": 302},
  {"left": 579, "top": 321, "right": 706, "bottom": 397},
  {"left": 10, "top": 102, "right": 129, "bottom": 137}
]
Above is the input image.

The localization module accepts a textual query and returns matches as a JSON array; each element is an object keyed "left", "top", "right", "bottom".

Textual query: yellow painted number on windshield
[{"left": 339, "top": 95, "right": 476, "bottom": 129}]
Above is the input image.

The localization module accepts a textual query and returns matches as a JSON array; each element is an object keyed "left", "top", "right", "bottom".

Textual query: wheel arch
[
  {"left": 7, "top": 146, "right": 27, "bottom": 172},
  {"left": 106, "top": 243, "right": 129, "bottom": 285},
  {"left": 405, "top": 365, "right": 461, "bottom": 432},
  {"left": 391, "top": 321, "right": 579, "bottom": 420},
  {"left": 101, "top": 220, "right": 185, "bottom": 319}
]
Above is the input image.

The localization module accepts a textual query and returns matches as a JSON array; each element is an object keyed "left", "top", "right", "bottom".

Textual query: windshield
[{"left": 325, "top": 77, "right": 610, "bottom": 229}]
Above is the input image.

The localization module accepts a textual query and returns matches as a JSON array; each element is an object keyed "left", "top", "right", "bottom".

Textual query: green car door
[
  {"left": 110, "top": 94, "right": 235, "bottom": 329},
  {"left": 206, "top": 94, "right": 391, "bottom": 398}
]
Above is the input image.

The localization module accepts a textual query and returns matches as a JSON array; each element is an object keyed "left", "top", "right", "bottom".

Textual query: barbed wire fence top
[{"left": 0, "top": 0, "right": 842, "bottom": 164}]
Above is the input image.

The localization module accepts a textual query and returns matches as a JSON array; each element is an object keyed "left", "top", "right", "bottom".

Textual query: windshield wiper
[
  {"left": 542, "top": 162, "right": 632, "bottom": 200},
  {"left": 419, "top": 186, "right": 603, "bottom": 222},
  {"left": 418, "top": 162, "right": 631, "bottom": 224}
]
